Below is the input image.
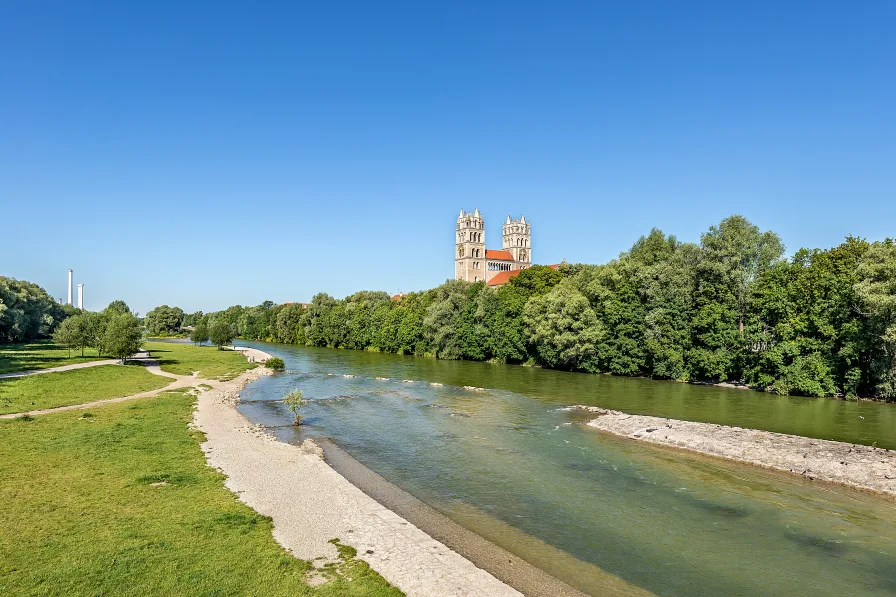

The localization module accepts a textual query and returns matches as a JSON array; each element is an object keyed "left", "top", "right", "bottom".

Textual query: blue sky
[{"left": 2, "top": 1, "right": 894, "bottom": 314}]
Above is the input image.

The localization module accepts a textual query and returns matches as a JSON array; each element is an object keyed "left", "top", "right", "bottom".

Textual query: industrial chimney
[
  {"left": 77, "top": 284, "right": 84, "bottom": 310},
  {"left": 67, "top": 270, "right": 73, "bottom": 306}
]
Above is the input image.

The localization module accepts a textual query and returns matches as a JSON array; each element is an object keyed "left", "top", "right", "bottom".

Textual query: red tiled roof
[
  {"left": 486, "top": 270, "right": 520, "bottom": 286},
  {"left": 486, "top": 249, "right": 514, "bottom": 261},
  {"left": 487, "top": 264, "right": 561, "bottom": 287}
]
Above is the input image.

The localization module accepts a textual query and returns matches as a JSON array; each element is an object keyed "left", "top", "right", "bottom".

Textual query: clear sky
[{"left": 2, "top": 1, "right": 894, "bottom": 315}]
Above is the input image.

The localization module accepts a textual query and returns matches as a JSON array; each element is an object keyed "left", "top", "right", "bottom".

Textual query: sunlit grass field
[
  {"left": 145, "top": 341, "right": 258, "bottom": 381},
  {"left": 0, "top": 365, "right": 171, "bottom": 415},
  {"left": 0, "top": 391, "right": 403, "bottom": 596},
  {"left": 0, "top": 340, "right": 107, "bottom": 374}
]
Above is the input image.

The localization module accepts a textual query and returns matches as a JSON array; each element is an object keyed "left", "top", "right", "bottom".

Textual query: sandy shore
[
  {"left": 195, "top": 347, "right": 524, "bottom": 597},
  {"left": 578, "top": 406, "right": 896, "bottom": 496}
]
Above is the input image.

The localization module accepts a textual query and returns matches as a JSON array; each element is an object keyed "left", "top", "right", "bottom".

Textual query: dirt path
[
  {"left": 578, "top": 406, "right": 896, "bottom": 497},
  {"left": 0, "top": 360, "right": 195, "bottom": 420},
  {"left": 0, "top": 358, "right": 119, "bottom": 379},
  {"left": 196, "top": 347, "right": 524, "bottom": 597},
  {"left": 0, "top": 351, "right": 157, "bottom": 379}
]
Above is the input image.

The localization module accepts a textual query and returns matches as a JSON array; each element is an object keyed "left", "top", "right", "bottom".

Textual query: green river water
[{"left": 232, "top": 341, "right": 896, "bottom": 597}]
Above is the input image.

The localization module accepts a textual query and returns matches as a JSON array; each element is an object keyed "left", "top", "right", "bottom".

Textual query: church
[{"left": 455, "top": 208, "right": 531, "bottom": 285}]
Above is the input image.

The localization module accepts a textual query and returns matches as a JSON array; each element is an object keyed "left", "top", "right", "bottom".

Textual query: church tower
[
  {"left": 455, "top": 208, "right": 486, "bottom": 282},
  {"left": 502, "top": 215, "right": 531, "bottom": 267}
]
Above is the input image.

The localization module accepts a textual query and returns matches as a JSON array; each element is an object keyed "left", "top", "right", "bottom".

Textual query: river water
[{"left": 231, "top": 341, "right": 896, "bottom": 597}]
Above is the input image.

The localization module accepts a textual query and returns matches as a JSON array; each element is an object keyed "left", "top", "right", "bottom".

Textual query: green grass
[
  {"left": 0, "top": 392, "right": 403, "bottom": 596},
  {"left": 0, "top": 365, "right": 171, "bottom": 414},
  {"left": 0, "top": 340, "right": 108, "bottom": 374},
  {"left": 145, "top": 342, "right": 258, "bottom": 381}
]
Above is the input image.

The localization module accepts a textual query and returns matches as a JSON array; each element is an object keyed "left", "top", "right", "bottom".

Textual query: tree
[
  {"left": 84, "top": 311, "right": 109, "bottom": 356},
  {"left": 283, "top": 389, "right": 308, "bottom": 425},
  {"left": 855, "top": 241, "right": 896, "bottom": 399},
  {"left": 104, "top": 300, "right": 132, "bottom": 317},
  {"left": 103, "top": 312, "right": 143, "bottom": 364},
  {"left": 190, "top": 318, "right": 210, "bottom": 345},
  {"left": 627, "top": 230, "right": 698, "bottom": 379},
  {"left": 52, "top": 316, "right": 79, "bottom": 358},
  {"left": 746, "top": 238, "right": 870, "bottom": 396},
  {"left": 0, "top": 277, "right": 67, "bottom": 343},
  {"left": 690, "top": 216, "right": 784, "bottom": 381},
  {"left": 209, "top": 319, "right": 234, "bottom": 349},
  {"left": 144, "top": 305, "right": 185, "bottom": 336},
  {"left": 423, "top": 280, "right": 475, "bottom": 360},
  {"left": 524, "top": 282, "right": 603, "bottom": 371},
  {"left": 182, "top": 311, "right": 204, "bottom": 327}
]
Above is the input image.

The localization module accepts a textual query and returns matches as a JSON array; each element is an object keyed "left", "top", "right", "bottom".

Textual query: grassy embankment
[
  {"left": 0, "top": 340, "right": 107, "bottom": 374},
  {"left": 145, "top": 341, "right": 258, "bottom": 381},
  {"left": 0, "top": 365, "right": 171, "bottom": 415},
  {"left": 0, "top": 389, "right": 402, "bottom": 596}
]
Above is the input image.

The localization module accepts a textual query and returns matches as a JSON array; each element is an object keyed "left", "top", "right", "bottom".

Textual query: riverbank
[
  {"left": 578, "top": 406, "right": 896, "bottom": 496},
  {"left": 196, "top": 347, "right": 527, "bottom": 597}
]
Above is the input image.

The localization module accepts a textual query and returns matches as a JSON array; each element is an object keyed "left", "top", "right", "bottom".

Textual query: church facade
[{"left": 455, "top": 208, "right": 531, "bottom": 284}]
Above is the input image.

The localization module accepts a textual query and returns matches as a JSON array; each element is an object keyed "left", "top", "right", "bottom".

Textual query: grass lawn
[
  {"left": 0, "top": 365, "right": 171, "bottom": 415},
  {"left": 0, "top": 341, "right": 107, "bottom": 374},
  {"left": 145, "top": 341, "right": 258, "bottom": 381},
  {"left": 0, "top": 390, "right": 402, "bottom": 596}
]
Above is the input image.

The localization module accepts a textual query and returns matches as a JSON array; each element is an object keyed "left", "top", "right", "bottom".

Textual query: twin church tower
[{"left": 455, "top": 208, "right": 531, "bottom": 284}]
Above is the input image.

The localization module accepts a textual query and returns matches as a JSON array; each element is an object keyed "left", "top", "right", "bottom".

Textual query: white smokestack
[
  {"left": 77, "top": 284, "right": 84, "bottom": 310},
  {"left": 67, "top": 270, "right": 73, "bottom": 306}
]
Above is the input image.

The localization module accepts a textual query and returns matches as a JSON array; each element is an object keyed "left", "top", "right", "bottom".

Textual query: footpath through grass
[
  {"left": 0, "top": 340, "right": 107, "bottom": 374},
  {"left": 145, "top": 341, "right": 257, "bottom": 381},
  {"left": 0, "top": 364, "right": 171, "bottom": 415},
  {"left": 0, "top": 390, "right": 403, "bottom": 597}
]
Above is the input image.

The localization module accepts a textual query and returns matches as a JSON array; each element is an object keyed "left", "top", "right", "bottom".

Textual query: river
[{"left": 231, "top": 341, "right": 895, "bottom": 597}]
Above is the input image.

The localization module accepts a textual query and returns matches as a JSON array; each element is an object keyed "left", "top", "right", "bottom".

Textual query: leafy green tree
[
  {"left": 144, "top": 305, "right": 185, "bottom": 336},
  {"left": 52, "top": 316, "right": 80, "bottom": 358},
  {"left": 507, "top": 265, "right": 565, "bottom": 295},
  {"left": 209, "top": 319, "right": 234, "bottom": 349},
  {"left": 283, "top": 389, "right": 308, "bottom": 425},
  {"left": 303, "top": 293, "right": 338, "bottom": 347},
  {"left": 0, "top": 277, "right": 66, "bottom": 342},
  {"left": 855, "top": 241, "right": 896, "bottom": 399},
  {"left": 487, "top": 284, "right": 530, "bottom": 363},
  {"left": 524, "top": 282, "right": 602, "bottom": 371},
  {"left": 274, "top": 304, "right": 305, "bottom": 344},
  {"left": 103, "top": 312, "right": 143, "bottom": 364},
  {"left": 190, "top": 318, "right": 210, "bottom": 345},
  {"left": 627, "top": 230, "right": 698, "bottom": 379},
  {"left": 343, "top": 291, "right": 391, "bottom": 350},
  {"left": 690, "top": 216, "right": 784, "bottom": 381},
  {"left": 746, "top": 238, "right": 870, "bottom": 396},
  {"left": 423, "top": 280, "right": 476, "bottom": 360},
  {"left": 573, "top": 262, "right": 647, "bottom": 375},
  {"left": 104, "top": 300, "right": 132, "bottom": 317},
  {"left": 182, "top": 311, "right": 204, "bottom": 327}
]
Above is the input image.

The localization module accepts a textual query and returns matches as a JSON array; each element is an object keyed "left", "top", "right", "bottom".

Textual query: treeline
[
  {"left": 52, "top": 300, "right": 143, "bottom": 362},
  {"left": 0, "top": 277, "right": 75, "bottom": 343},
  {"left": 182, "top": 216, "right": 896, "bottom": 400}
]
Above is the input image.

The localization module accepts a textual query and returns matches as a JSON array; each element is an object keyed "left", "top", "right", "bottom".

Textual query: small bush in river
[
  {"left": 265, "top": 357, "right": 285, "bottom": 370},
  {"left": 283, "top": 389, "right": 307, "bottom": 425}
]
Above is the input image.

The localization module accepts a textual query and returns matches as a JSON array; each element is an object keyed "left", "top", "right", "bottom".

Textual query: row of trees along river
[{"left": 183, "top": 216, "right": 896, "bottom": 401}]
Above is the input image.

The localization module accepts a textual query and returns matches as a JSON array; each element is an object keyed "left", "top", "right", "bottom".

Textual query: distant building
[{"left": 455, "top": 209, "right": 531, "bottom": 283}]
